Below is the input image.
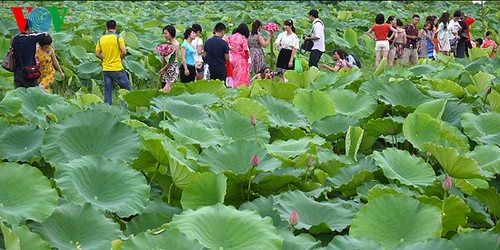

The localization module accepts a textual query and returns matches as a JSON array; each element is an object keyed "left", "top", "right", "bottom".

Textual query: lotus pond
[{"left": 0, "top": 1, "right": 500, "bottom": 250}]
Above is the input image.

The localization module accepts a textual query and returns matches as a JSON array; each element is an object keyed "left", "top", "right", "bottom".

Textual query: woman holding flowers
[
  {"left": 248, "top": 20, "right": 276, "bottom": 74},
  {"left": 228, "top": 23, "right": 251, "bottom": 87},
  {"left": 275, "top": 19, "right": 299, "bottom": 82},
  {"left": 159, "top": 25, "right": 179, "bottom": 92}
]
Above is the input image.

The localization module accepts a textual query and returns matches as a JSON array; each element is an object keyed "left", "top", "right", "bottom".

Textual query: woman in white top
[
  {"left": 437, "top": 12, "right": 452, "bottom": 56},
  {"left": 275, "top": 19, "right": 299, "bottom": 82},
  {"left": 191, "top": 24, "right": 204, "bottom": 80}
]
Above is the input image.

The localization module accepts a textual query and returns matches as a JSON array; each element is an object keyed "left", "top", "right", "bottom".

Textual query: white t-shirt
[
  {"left": 449, "top": 19, "right": 461, "bottom": 34},
  {"left": 276, "top": 32, "right": 299, "bottom": 50},
  {"left": 191, "top": 37, "right": 203, "bottom": 62},
  {"left": 311, "top": 19, "right": 325, "bottom": 52}
]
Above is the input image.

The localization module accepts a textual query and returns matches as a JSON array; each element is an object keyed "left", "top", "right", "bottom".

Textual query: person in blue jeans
[{"left": 95, "top": 20, "right": 130, "bottom": 105}]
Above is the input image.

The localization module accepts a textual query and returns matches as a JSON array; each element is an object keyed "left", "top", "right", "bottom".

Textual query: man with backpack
[{"left": 303, "top": 9, "right": 325, "bottom": 68}]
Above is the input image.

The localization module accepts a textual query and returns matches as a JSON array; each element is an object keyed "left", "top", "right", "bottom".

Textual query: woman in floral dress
[
  {"left": 248, "top": 20, "right": 273, "bottom": 74},
  {"left": 227, "top": 23, "right": 250, "bottom": 88},
  {"left": 160, "top": 25, "right": 179, "bottom": 92}
]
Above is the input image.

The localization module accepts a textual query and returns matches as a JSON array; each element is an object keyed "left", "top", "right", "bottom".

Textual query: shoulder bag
[{"left": 2, "top": 36, "right": 16, "bottom": 72}]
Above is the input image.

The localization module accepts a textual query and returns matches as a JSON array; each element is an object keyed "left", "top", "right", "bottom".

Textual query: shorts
[{"left": 375, "top": 40, "right": 390, "bottom": 51}]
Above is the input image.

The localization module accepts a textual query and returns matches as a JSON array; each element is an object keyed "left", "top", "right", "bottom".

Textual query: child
[
  {"left": 482, "top": 31, "right": 497, "bottom": 58},
  {"left": 36, "top": 35, "right": 64, "bottom": 93}
]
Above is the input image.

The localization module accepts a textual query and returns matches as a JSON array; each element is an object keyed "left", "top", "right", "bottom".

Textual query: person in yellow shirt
[{"left": 95, "top": 20, "right": 130, "bottom": 105}]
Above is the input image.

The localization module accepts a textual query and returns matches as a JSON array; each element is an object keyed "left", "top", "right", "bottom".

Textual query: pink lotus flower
[
  {"left": 289, "top": 210, "right": 298, "bottom": 226},
  {"left": 250, "top": 154, "right": 259, "bottom": 168},
  {"left": 250, "top": 115, "right": 256, "bottom": 126},
  {"left": 264, "top": 22, "right": 280, "bottom": 32},
  {"left": 156, "top": 43, "right": 174, "bottom": 57},
  {"left": 442, "top": 175, "right": 452, "bottom": 192}
]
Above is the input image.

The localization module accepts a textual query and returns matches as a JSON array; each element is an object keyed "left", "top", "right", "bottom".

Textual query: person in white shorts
[{"left": 367, "top": 13, "right": 397, "bottom": 67}]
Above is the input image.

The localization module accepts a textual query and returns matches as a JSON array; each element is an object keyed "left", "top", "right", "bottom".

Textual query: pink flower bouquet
[
  {"left": 264, "top": 22, "right": 280, "bottom": 32},
  {"left": 156, "top": 43, "right": 175, "bottom": 64}
]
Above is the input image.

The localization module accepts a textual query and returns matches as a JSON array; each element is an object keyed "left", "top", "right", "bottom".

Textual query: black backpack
[{"left": 351, "top": 54, "right": 362, "bottom": 68}]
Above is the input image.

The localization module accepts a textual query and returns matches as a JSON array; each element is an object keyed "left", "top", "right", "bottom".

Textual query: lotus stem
[
  {"left": 247, "top": 167, "right": 254, "bottom": 201},
  {"left": 148, "top": 163, "right": 161, "bottom": 185},
  {"left": 253, "top": 126, "right": 258, "bottom": 141},
  {"left": 168, "top": 183, "right": 174, "bottom": 205},
  {"left": 270, "top": 36, "right": 274, "bottom": 70}
]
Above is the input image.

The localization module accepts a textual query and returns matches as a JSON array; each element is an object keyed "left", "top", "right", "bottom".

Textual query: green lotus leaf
[
  {"left": 239, "top": 195, "right": 288, "bottom": 228},
  {"left": 212, "top": 109, "right": 270, "bottom": 143},
  {"left": 121, "top": 229, "right": 204, "bottom": 250},
  {"left": 14, "top": 87, "right": 66, "bottom": 127},
  {"left": 70, "top": 45, "right": 93, "bottom": 62},
  {"left": 280, "top": 229, "right": 320, "bottom": 250},
  {"left": 151, "top": 96, "right": 210, "bottom": 121},
  {"left": 364, "top": 117, "right": 403, "bottom": 137},
  {"left": 184, "top": 79, "right": 227, "bottom": 98},
  {"left": 292, "top": 89, "right": 335, "bottom": 123},
  {"left": 2, "top": 224, "right": 51, "bottom": 250},
  {"left": 469, "top": 47, "right": 490, "bottom": 61},
  {"left": 55, "top": 155, "right": 149, "bottom": 217},
  {"left": 473, "top": 187, "right": 500, "bottom": 217},
  {"left": 42, "top": 110, "right": 141, "bottom": 164},
  {"left": 124, "top": 60, "right": 151, "bottom": 80},
  {"left": 171, "top": 203, "right": 283, "bottom": 250},
  {"left": 0, "top": 117, "right": 9, "bottom": 136},
  {"left": 0, "top": 163, "right": 58, "bottom": 225},
  {"left": 450, "top": 230, "right": 500, "bottom": 250},
  {"left": 373, "top": 57, "right": 387, "bottom": 76},
  {"left": 29, "top": 203, "right": 121, "bottom": 250},
  {"left": 423, "top": 143, "right": 483, "bottom": 179},
  {"left": 327, "top": 89, "right": 377, "bottom": 118},
  {"left": 467, "top": 145, "right": 500, "bottom": 175},
  {"left": 275, "top": 190, "right": 358, "bottom": 233},
  {"left": 181, "top": 172, "right": 227, "bottom": 210},
  {"left": 442, "top": 102, "right": 472, "bottom": 129},
  {"left": 344, "top": 28, "right": 358, "bottom": 47},
  {"left": 396, "top": 238, "right": 456, "bottom": 250},
  {"left": 328, "top": 158, "right": 377, "bottom": 191},
  {"left": 125, "top": 199, "right": 182, "bottom": 236},
  {"left": 232, "top": 98, "right": 270, "bottom": 123},
  {"left": 350, "top": 194, "right": 442, "bottom": 250},
  {"left": 472, "top": 72, "right": 495, "bottom": 95},
  {"left": 418, "top": 194, "right": 470, "bottom": 236},
  {"left": 284, "top": 66, "right": 321, "bottom": 88},
  {"left": 409, "top": 64, "right": 437, "bottom": 76},
  {"left": 122, "top": 89, "right": 161, "bottom": 110},
  {"left": 253, "top": 167, "right": 302, "bottom": 195},
  {"left": 160, "top": 118, "right": 228, "bottom": 147},
  {"left": 312, "top": 114, "right": 360, "bottom": 138},
  {"left": 170, "top": 92, "right": 220, "bottom": 106},
  {"left": 487, "top": 88, "right": 500, "bottom": 112},
  {"left": 346, "top": 126, "right": 364, "bottom": 161},
  {"left": 255, "top": 95, "right": 309, "bottom": 129},
  {"left": 414, "top": 99, "right": 447, "bottom": 120},
  {"left": 461, "top": 112, "right": 500, "bottom": 145},
  {"left": 85, "top": 102, "right": 131, "bottom": 121},
  {"left": 266, "top": 136, "right": 325, "bottom": 160},
  {"left": 119, "top": 30, "right": 138, "bottom": 49},
  {"left": 310, "top": 72, "right": 339, "bottom": 90},
  {"left": 199, "top": 140, "right": 281, "bottom": 174},
  {"left": 377, "top": 80, "right": 431, "bottom": 108},
  {"left": 71, "top": 93, "right": 103, "bottom": 107},
  {"left": 373, "top": 148, "right": 436, "bottom": 189},
  {"left": 76, "top": 62, "right": 102, "bottom": 79},
  {"left": 0, "top": 124, "right": 43, "bottom": 162},
  {"left": 254, "top": 80, "right": 299, "bottom": 102},
  {"left": 162, "top": 138, "right": 201, "bottom": 189},
  {"left": 324, "top": 235, "right": 383, "bottom": 250},
  {"left": 428, "top": 79, "right": 465, "bottom": 98},
  {"left": 332, "top": 69, "right": 363, "bottom": 89},
  {"left": 367, "top": 184, "right": 421, "bottom": 201},
  {"left": 0, "top": 90, "right": 22, "bottom": 116}
]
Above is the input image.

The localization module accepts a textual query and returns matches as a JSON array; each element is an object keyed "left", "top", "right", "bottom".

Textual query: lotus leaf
[
  {"left": 373, "top": 148, "right": 436, "bottom": 189},
  {"left": 1, "top": 224, "right": 51, "bottom": 250},
  {"left": 171, "top": 203, "right": 283, "bottom": 249},
  {"left": 327, "top": 89, "right": 376, "bottom": 118},
  {"left": 472, "top": 71, "right": 495, "bottom": 95},
  {"left": 254, "top": 80, "right": 299, "bottom": 102},
  {"left": 328, "top": 158, "right": 377, "bottom": 190},
  {"left": 423, "top": 143, "right": 483, "bottom": 179},
  {"left": 232, "top": 98, "right": 270, "bottom": 122},
  {"left": 0, "top": 124, "right": 43, "bottom": 162},
  {"left": 0, "top": 163, "right": 58, "bottom": 225},
  {"left": 449, "top": 230, "right": 500, "bottom": 250},
  {"left": 55, "top": 155, "right": 150, "bottom": 217},
  {"left": 350, "top": 194, "right": 442, "bottom": 250},
  {"left": 396, "top": 238, "right": 456, "bottom": 250},
  {"left": 181, "top": 172, "right": 227, "bottom": 210},
  {"left": 212, "top": 109, "right": 270, "bottom": 143},
  {"left": 377, "top": 80, "right": 431, "bottom": 109},
  {"left": 275, "top": 190, "right": 358, "bottom": 233},
  {"left": 280, "top": 229, "right": 320, "bottom": 250},
  {"left": 0, "top": 90, "right": 22, "bottom": 116},
  {"left": 284, "top": 67, "right": 321, "bottom": 88},
  {"left": 312, "top": 114, "right": 360, "bottom": 138},
  {"left": 121, "top": 229, "right": 204, "bottom": 250},
  {"left": 467, "top": 145, "right": 500, "bottom": 175},
  {"left": 151, "top": 96, "right": 210, "bottom": 121},
  {"left": 14, "top": 87, "right": 66, "bottom": 126},
  {"left": 346, "top": 126, "right": 364, "bottom": 161},
  {"left": 42, "top": 110, "right": 141, "bottom": 164},
  {"left": 414, "top": 99, "right": 447, "bottom": 119},
  {"left": 461, "top": 112, "right": 500, "bottom": 145},
  {"left": 239, "top": 195, "right": 287, "bottom": 228},
  {"left": 29, "top": 203, "right": 121, "bottom": 250},
  {"left": 324, "top": 235, "right": 383, "bottom": 250},
  {"left": 473, "top": 187, "right": 500, "bottom": 217},
  {"left": 76, "top": 62, "right": 102, "bottom": 79},
  {"left": 256, "top": 95, "right": 309, "bottom": 128},
  {"left": 293, "top": 89, "right": 335, "bottom": 123},
  {"left": 427, "top": 79, "right": 465, "bottom": 98},
  {"left": 266, "top": 136, "right": 325, "bottom": 160},
  {"left": 160, "top": 118, "right": 228, "bottom": 147},
  {"left": 199, "top": 140, "right": 281, "bottom": 174}
]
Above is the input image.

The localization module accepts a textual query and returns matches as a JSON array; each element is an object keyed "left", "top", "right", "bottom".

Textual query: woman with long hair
[
  {"left": 275, "top": 19, "right": 299, "bottom": 82},
  {"left": 227, "top": 23, "right": 251, "bottom": 87},
  {"left": 437, "top": 12, "right": 452, "bottom": 56},
  {"left": 248, "top": 20, "right": 273, "bottom": 74}
]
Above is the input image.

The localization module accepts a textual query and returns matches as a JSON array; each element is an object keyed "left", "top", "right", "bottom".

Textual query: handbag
[
  {"left": 23, "top": 65, "right": 41, "bottom": 80},
  {"left": 301, "top": 39, "right": 313, "bottom": 52},
  {"left": 2, "top": 47, "right": 15, "bottom": 72},
  {"left": 294, "top": 55, "right": 303, "bottom": 73}
]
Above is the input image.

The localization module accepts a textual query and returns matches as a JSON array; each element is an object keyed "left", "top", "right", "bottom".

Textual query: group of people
[
  {"left": 7, "top": 9, "right": 498, "bottom": 105},
  {"left": 367, "top": 10, "right": 498, "bottom": 67}
]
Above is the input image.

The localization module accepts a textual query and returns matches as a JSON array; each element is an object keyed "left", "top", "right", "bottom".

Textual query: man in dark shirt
[
  {"left": 402, "top": 14, "right": 419, "bottom": 66},
  {"left": 204, "top": 23, "right": 229, "bottom": 82},
  {"left": 12, "top": 22, "right": 47, "bottom": 88}
]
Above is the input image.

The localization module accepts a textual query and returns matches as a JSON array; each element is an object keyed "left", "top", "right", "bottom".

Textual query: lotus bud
[
  {"left": 442, "top": 175, "right": 452, "bottom": 192},
  {"left": 289, "top": 210, "right": 298, "bottom": 226},
  {"left": 307, "top": 156, "right": 314, "bottom": 167},
  {"left": 250, "top": 115, "right": 256, "bottom": 126},
  {"left": 388, "top": 127, "right": 393, "bottom": 135},
  {"left": 250, "top": 154, "right": 259, "bottom": 168},
  {"left": 486, "top": 87, "right": 491, "bottom": 95}
]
